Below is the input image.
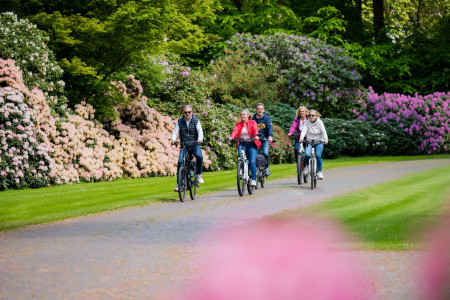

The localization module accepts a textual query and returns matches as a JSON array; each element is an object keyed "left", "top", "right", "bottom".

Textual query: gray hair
[
  {"left": 256, "top": 103, "right": 265, "bottom": 108},
  {"left": 183, "top": 105, "right": 193, "bottom": 110}
]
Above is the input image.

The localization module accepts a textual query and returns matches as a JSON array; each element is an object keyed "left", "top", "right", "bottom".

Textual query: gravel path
[{"left": 1, "top": 159, "right": 449, "bottom": 299}]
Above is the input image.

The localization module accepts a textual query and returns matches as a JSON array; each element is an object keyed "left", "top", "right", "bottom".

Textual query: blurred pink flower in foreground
[
  {"left": 420, "top": 209, "right": 450, "bottom": 300},
  {"left": 185, "top": 217, "right": 372, "bottom": 300}
]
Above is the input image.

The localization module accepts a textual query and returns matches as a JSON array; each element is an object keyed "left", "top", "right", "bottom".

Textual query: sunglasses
[
  {"left": 309, "top": 114, "right": 317, "bottom": 117},
  {"left": 183, "top": 111, "right": 192, "bottom": 115}
]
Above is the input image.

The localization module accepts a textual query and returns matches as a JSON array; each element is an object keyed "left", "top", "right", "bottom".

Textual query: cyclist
[
  {"left": 171, "top": 105, "right": 204, "bottom": 192},
  {"left": 299, "top": 109, "right": 328, "bottom": 179},
  {"left": 252, "top": 103, "right": 273, "bottom": 176},
  {"left": 287, "top": 106, "right": 309, "bottom": 163},
  {"left": 228, "top": 109, "right": 261, "bottom": 187}
]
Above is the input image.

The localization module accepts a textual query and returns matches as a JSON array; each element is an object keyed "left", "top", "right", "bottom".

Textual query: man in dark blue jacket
[{"left": 252, "top": 103, "right": 273, "bottom": 176}]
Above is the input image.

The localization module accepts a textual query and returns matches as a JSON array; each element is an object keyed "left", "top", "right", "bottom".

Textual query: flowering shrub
[
  {"left": 219, "top": 32, "right": 364, "bottom": 117},
  {"left": 0, "top": 86, "right": 55, "bottom": 190},
  {"left": 270, "top": 124, "right": 294, "bottom": 164},
  {"left": 148, "top": 55, "right": 211, "bottom": 108},
  {"left": 207, "top": 49, "right": 278, "bottom": 107},
  {"left": 0, "top": 12, "right": 66, "bottom": 110},
  {"left": 1, "top": 58, "right": 210, "bottom": 190},
  {"left": 354, "top": 88, "right": 450, "bottom": 154}
]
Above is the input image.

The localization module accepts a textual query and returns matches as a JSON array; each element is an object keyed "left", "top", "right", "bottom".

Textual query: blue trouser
[
  {"left": 238, "top": 142, "right": 258, "bottom": 181},
  {"left": 177, "top": 145, "right": 203, "bottom": 181},
  {"left": 260, "top": 140, "right": 270, "bottom": 168},
  {"left": 305, "top": 143, "right": 324, "bottom": 172}
]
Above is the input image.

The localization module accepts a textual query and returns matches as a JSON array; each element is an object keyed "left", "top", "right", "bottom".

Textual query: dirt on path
[{"left": 1, "top": 159, "right": 449, "bottom": 299}]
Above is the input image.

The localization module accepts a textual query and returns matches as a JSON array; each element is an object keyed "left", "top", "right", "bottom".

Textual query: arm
[
  {"left": 171, "top": 121, "right": 180, "bottom": 143},
  {"left": 288, "top": 117, "right": 299, "bottom": 135},
  {"left": 230, "top": 123, "right": 240, "bottom": 139},
  {"left": 320, "top": 120, "right": 328, "bottom": 144},
  {"left": 267, "top": 116, "right": 273, "bottom": 141},
  {"left": 196, "top": 120, "right": 204, "bottom": 142}
]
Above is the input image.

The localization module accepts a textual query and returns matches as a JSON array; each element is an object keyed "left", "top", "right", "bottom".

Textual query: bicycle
[
  {"left": 255, "top": 137, "right": 276, "bottom": 189},
  {"left": 293, "top": 134, "right": 308, "bottom": 185},
  {"left": 174, "top": 141, "right": 206, "bottom": 202},
  {"left": 231, "top": 137, "right": 258, "bottom": 196},
  {"left": 304, "top": 140, "right": 323, "bottom": 190}
]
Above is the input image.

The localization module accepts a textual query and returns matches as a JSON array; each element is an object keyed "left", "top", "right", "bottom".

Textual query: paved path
[{"left": 1, "top": 159, "right": 449, "bottom": 299}]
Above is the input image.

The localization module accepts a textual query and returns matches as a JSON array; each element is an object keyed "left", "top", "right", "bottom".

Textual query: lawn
[
  {"left": 0, "top": 154, "right": 449, "bottom": 231},
  {"left": 288, "top": 164, "right": 450, "bottom": 250}
]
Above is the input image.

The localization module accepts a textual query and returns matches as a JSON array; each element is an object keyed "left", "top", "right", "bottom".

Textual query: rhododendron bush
[
  {"left": 0, "top": 58, "right": 210, "bottom": 190},
  {"left": 218, "top": 32, "right": 364, "bottom": 117},
  {"left": 0, "top": 12, "right": 66, "bottom": 111},
  {"left": 0, "top": 86, "right": 55, "bottom": 189},
  {"left": 354, "top": 88, "right": 450, "bottom": 154}
]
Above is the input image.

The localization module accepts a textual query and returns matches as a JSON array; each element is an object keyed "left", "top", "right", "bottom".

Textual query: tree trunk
[{"left": 373, "top": 0, "right": 386, "bottom": 41}]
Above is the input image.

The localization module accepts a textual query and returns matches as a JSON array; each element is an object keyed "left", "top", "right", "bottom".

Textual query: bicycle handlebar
[
  {"left": 303, "top": 140, "right": 324, "bottom": 146},
  {"left": 174, "top": 141, "right": 207, "bottom": 147}
]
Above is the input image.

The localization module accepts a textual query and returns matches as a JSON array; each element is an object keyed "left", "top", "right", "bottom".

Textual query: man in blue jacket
[{"left": 252, "top": 103, "right": 273, "bottom": 176}]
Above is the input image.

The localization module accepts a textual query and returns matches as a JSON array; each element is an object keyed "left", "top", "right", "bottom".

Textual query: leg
[
  {"left": 304, "top": 144, "right": 312, "bottom": 166},
  {"left": 294, "top": 140, "right": 300, "bottom": 163},
  {"left": 191, "top": 145, "right": 203, "bottom": 175},
  {"left": 315, "top": 143, "right": 324, "bottom": 171},
  {"left": 247, "top": 143, "right": 258, "bottom": 181},
  {"left": 237, "top": 144, "right": 243, "bottom": 158},
  {"left": 261, "top": 140, "right": 270, "bottom": 168}
]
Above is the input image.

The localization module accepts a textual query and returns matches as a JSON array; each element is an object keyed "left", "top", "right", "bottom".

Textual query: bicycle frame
[
  {"left": 304, "top": 140, "right": 323, "bottom": 190},
  {"left": 175, "top": 141, "right": 205, "bottom": 201}
]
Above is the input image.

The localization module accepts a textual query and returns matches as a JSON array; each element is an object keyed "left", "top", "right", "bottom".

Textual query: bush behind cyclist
[
  {"left": 171, "top": 105, "right": 204, "bottom": 192},
  {"left": 299, "top": 109, "right": 328, "bottom": 180},
  {"left": 228, "top": 109, "right": 261, "bottom": 188},
  {"left": 252, "top": 103, "right": 274, "bottom": 176}
]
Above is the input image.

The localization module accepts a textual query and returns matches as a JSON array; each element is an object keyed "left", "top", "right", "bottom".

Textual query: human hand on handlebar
[{"left": 269, "top": 136, "right": 273, "bottom": 142}]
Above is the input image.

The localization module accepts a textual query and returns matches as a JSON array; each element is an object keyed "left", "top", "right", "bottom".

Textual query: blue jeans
[
  {"left": 260, "top": 140, "right": 270, "bottom": 168},
  {"left": 238, "top": 142, "right": 258, "bottom": 181},
  {"left": 177, "top": 145, "right": 203, "bottom": 181},
  {"left": 305, "top": 143, "right": 324, "bottom": 172}
]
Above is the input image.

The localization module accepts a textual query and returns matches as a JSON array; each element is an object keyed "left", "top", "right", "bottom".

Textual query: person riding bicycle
[
  {"left": 299, "top": 109, "right": 328, "bottom": 180},
  {"left": 287, "top": 106, "right": 309, "bottom": 163},
  {"left": 252, "top": 103, "right": 273, "bottom": 176},
  {"left": 171, "top": 105, "right": 204, "bottom": 192},
  {"left": 228, "top": 109, "right": 261, "bottom": 188}
]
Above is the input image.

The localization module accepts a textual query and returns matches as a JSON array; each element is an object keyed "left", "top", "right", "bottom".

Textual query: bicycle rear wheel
[
  {"left": 189, "top": 164, "right": 197, "bottom": 200},
  {"left": 237, "top": 161, "right": 245, "bottom": 196},
  {"left": 177, "top": 166, "right": 187, "bottom": 201},
  {"left": 297, "top": 154, "right": 302, "bottom": 185},
  {"left": 260, "top": 171, "right": 265, "bottom": 188}
]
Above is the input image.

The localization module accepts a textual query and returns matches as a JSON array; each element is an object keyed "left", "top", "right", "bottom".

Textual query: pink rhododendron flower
[{"left": 186, "top": 217, "right": 372, "bottom": 300}]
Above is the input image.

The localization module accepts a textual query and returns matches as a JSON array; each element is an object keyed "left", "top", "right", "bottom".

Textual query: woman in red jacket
[{"left": 228, "top": 109, "right": 261, "bottom": 187}]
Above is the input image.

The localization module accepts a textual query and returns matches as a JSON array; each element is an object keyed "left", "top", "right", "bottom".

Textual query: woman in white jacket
[{"left": 299, "top": 109, "right": 328, "bottom": 179}]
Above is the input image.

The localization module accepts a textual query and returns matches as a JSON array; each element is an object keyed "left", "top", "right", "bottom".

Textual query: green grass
[
  {"left": 0, "top": 154, "right": 449, "bottom": 231},
  {"left": 291, "top": 164, "right": 450, "bottom": 250}
]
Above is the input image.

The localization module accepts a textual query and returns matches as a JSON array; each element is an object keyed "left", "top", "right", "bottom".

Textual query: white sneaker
[
  {"left": 174, "top": 185, "right": 179, "bottom": 192},
  {"left": 318, "top": 172, "right": 324, "bottom": 180},
  {"left": 250, "top": 180, "right": 256, "bottom": 187},
  {"left": 196, "top": 174, "right": 204, "bottom": 184},
  {"left": 303, "top": 165, "right": 309, "bottom": 175}
]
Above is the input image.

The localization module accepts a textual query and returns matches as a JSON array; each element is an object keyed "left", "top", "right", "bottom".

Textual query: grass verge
[
  {"left": 288, "top": 164, "right": 450, "bottom": 250},
  {"left": 0, "top": 154, "right": 449, "bottom": 231}
]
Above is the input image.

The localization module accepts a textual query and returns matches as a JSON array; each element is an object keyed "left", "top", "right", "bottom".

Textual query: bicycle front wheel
[
  {"left": 310, "top": 159, "right": 315, "bottom": 190},
  {"left": 178, "top": 166, "right": 187, "bottom": 201},
  {"left": 237, "top": 161, "right": 245, "bottom": 196}
]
